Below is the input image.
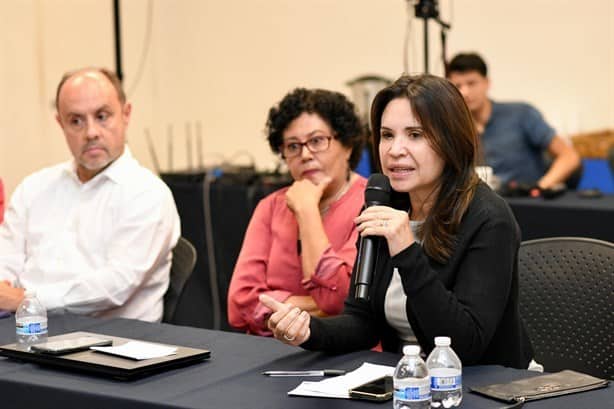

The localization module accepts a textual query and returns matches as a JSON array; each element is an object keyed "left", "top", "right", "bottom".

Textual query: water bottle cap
[
  {"left": 403, "top": 344, "right": 421, "bottom": 356},
  {"left": 434, "top": 336, "right": 451, "bottom": 346}
]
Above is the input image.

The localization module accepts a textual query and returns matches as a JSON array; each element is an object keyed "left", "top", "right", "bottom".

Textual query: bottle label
[
  {"left": 16, "top": 321, "right": 48, "bottom": 336},
  {"left": 394, "top": 383, "right": 431, "bottom": 401},
  {"left": 431, "top": 374, "right": 462, "bottom": 390}
]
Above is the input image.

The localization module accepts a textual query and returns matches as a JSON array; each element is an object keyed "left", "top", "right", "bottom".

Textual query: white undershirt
[{"left": 384, "top": 220, "right": 423, "bottom": 343}]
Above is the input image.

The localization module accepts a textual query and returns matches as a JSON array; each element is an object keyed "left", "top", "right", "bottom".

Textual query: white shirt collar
[{"left": 61, "top": 146, "right": 135, "bottom": 185}]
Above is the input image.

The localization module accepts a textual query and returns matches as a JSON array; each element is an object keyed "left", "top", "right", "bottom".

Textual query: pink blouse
[{"left": 227, "top": 176, "right": 367, "bottom": 335}]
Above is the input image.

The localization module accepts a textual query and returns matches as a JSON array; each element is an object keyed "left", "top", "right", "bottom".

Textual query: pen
[{"left": 262, "top": 369, "right": 346, "bottom": 377}]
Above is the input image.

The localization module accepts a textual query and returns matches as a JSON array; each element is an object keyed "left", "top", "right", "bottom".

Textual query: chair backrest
[
  {"left": 163, "top": 237, "right": 197, "bottom": 323},
  {"left": 518, "top": 237, "right": 614, "bottom": 379}
]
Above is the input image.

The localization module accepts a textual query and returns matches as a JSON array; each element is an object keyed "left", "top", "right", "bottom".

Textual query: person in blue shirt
[{"left": 447, "top": 52, "right": 580, "bottom": 189}]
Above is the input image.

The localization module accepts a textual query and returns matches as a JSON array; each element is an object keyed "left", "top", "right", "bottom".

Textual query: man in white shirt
[{"left": 0, "top": 68, "right": 180, "bottom": 322}]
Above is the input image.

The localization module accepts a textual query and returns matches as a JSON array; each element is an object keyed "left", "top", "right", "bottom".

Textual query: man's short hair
[
  {"left": 55, "top": 67, "right": 126, "bottom": 110},
  {"left": 448, "top": 53, "right": 488, "bottom": 77}
]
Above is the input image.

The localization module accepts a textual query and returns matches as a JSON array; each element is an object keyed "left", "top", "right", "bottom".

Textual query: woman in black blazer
[{"left": 261, "top": 74, "right": 533, "bottom": 369}]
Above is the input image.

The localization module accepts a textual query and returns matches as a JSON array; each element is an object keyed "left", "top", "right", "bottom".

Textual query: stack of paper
[
  {"left": 91, "top": 341, "right": 177, "bottom": 360},
  {"left": 288, "top": 362, "right": 395, "bottom": 398}
]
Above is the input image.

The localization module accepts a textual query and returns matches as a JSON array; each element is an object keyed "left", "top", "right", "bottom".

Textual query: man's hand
[
  {"left": 0, "top": 281, "right": 25, "bottom": 311},
  {"left": 260, "top": 294, "right": 311, "bottom": 346}
]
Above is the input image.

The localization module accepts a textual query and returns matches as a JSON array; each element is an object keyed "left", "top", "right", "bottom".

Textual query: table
[
  {"left": 0, "top": 314, "right": 610, "bottom": 408},
  {"left": 505, "top": 192, "right": 614, "bottom": 243}
]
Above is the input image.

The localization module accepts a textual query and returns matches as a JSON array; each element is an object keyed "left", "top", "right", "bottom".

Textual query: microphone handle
[{"left": 354, "top": 237, "right": 376, "bottom": 300}]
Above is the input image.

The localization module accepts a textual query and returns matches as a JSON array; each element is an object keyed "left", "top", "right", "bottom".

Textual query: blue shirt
[{"left": 481, "top": 101, "right": 555, "bottom": 184}]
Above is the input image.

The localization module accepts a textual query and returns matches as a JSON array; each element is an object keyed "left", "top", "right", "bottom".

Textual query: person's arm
[
  {"left": 299, "top": 239, "right": 358, "bottom": 316},
  {"left": 301, "top": 258, "right": 382, "bottom": 354},
  {"left": 0, "top": 181, "right": 28, "bottom": 303},
  {"left": 295, "top": 206, "right": 329, "bottom": 279},
  {"left": 287, "top": 177, "right": 359, "bottom": 316},
  {"left": 301, "top": 237, "right": 384, "bottom": 354},
  {"left": 537, "top": 136, "right": 581, "bottom": 189},
  {"left": 395, "top": 211, "right": 518, "bottom": 365},
  {"left": 227, "top": 196, "right": 294, "bottom": 334},
  {"left": 33, "top": 186, "right": 179, "bottom": 316},
  {"left": 291, "top": 204, "right": 339, "bottom": 316},
  {"left": 521, "top": 104, "right": 581, "bottom": 189},
  {"left": 286, "top": 178, "right": 331, "bottom": 280},
  {"left": 284, "top": 295, "right": 326, "bottom": 316},
  {"left": 297, "top": 182, "right": 365, "bottom": 316}
]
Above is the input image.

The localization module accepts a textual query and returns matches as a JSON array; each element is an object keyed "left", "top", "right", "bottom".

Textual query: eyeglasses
[{"left": 280, "top": 135, "right": 332, "bottom": 159}]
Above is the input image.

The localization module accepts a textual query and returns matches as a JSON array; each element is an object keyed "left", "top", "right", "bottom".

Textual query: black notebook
[
  {"left": 0, "top": 331, "right": 210, "bottom": 380},
  {"left": 470, "top": 369, "right": 609, "bottom": 405}
]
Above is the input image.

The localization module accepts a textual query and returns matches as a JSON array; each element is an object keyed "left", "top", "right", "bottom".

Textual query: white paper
[
  {"left": 90, "top": 341, "right": 177, "bottom": 360},
  {"left": 288, "top": 362, "right": 395, "bottom": 399}
]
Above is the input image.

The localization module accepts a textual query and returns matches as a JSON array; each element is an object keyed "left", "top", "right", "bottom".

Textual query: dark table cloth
[{"left": 0, "top": 314, "right": 610, "bottom": 408}]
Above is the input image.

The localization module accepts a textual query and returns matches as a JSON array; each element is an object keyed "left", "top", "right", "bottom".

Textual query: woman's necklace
[{"left": 319, "top": 176, "right": 353, "bottom": 216}]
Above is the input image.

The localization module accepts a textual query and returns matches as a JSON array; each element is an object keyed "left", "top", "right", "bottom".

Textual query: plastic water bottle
[
  {"left": 15, "top": 290, "right": 48, "bottom": 350},
  {"left": 426, "top": 337, "right": 462, "bottom": 408},
  {"left": 393, "top": 345, "right": 431, "bottom": 409}
]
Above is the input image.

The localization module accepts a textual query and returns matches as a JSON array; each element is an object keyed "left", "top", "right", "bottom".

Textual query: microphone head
[{"left": 365, "top": 173, "right": 391, "bottom": 206}]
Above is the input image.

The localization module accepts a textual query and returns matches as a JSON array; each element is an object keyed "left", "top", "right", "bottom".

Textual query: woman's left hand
[{"left": 355, "top": 205, "right": 414, "bottom": 257}]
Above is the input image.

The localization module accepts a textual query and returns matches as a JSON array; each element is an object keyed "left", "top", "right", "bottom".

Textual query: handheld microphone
[{"left": 355, "top": 173, "right": 392, "bottom": 300}]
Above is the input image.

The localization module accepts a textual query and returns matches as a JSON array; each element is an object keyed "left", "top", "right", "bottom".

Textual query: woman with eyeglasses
[{"left": 227, "top": 88, "right": 367, "bottom": 335}]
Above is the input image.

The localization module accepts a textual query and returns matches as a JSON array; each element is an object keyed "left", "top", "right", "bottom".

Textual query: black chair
[
  {"left": 518, "top": 237, "right": 614, "bottom": 380},
  {"left": 163, "top": 237, "right": 197, "bottom": 323}
]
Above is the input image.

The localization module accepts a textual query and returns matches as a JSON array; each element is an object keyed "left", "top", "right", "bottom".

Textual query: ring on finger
[{"left": 283, "top": 333, "right": 296, "bottom": 342}]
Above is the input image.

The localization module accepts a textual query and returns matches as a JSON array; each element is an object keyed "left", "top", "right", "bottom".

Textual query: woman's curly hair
[{"left": 266, "top": 88, "right": 364, "bottom": 169}]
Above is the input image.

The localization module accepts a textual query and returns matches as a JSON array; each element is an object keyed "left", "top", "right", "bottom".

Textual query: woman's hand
[
  {"left": 355, "top": 205, "right": 414, "bottom": 257},
  {"left": 260, "top": 294, "right": 311, "bottom": 346},
  {"left": 285, "top": 176, "right": 332, "bottom": 215}
]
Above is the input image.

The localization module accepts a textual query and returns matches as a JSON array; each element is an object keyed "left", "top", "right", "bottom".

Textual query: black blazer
[{"left": 303, "top": 183, "right": 534, "bottom": 369}]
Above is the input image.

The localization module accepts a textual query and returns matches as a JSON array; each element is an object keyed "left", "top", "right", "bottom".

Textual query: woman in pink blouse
[{"left": 227, "top": 88, "right": 367, "bottom": 335}]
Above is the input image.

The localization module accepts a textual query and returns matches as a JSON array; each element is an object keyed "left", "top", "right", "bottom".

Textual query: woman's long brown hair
[{"left": 370, "top": 75, "right": 480, "bottom": 263}]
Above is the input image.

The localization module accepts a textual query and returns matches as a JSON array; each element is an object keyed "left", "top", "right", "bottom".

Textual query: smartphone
[
  {"left": 349, "top": 375, "right": 393, "bottom": 402},
  {"left": 30, "top": 336, "right": 113, "bottom": 355}
]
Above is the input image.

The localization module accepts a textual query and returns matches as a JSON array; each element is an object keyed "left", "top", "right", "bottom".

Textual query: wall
[{"left": 1, "top": 0, "right": 612, "bottom": 197}]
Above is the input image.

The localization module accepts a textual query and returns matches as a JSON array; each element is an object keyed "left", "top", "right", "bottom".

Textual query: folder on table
[{"left": 0, "top": 331, "right": 210, "bottom": 380}]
